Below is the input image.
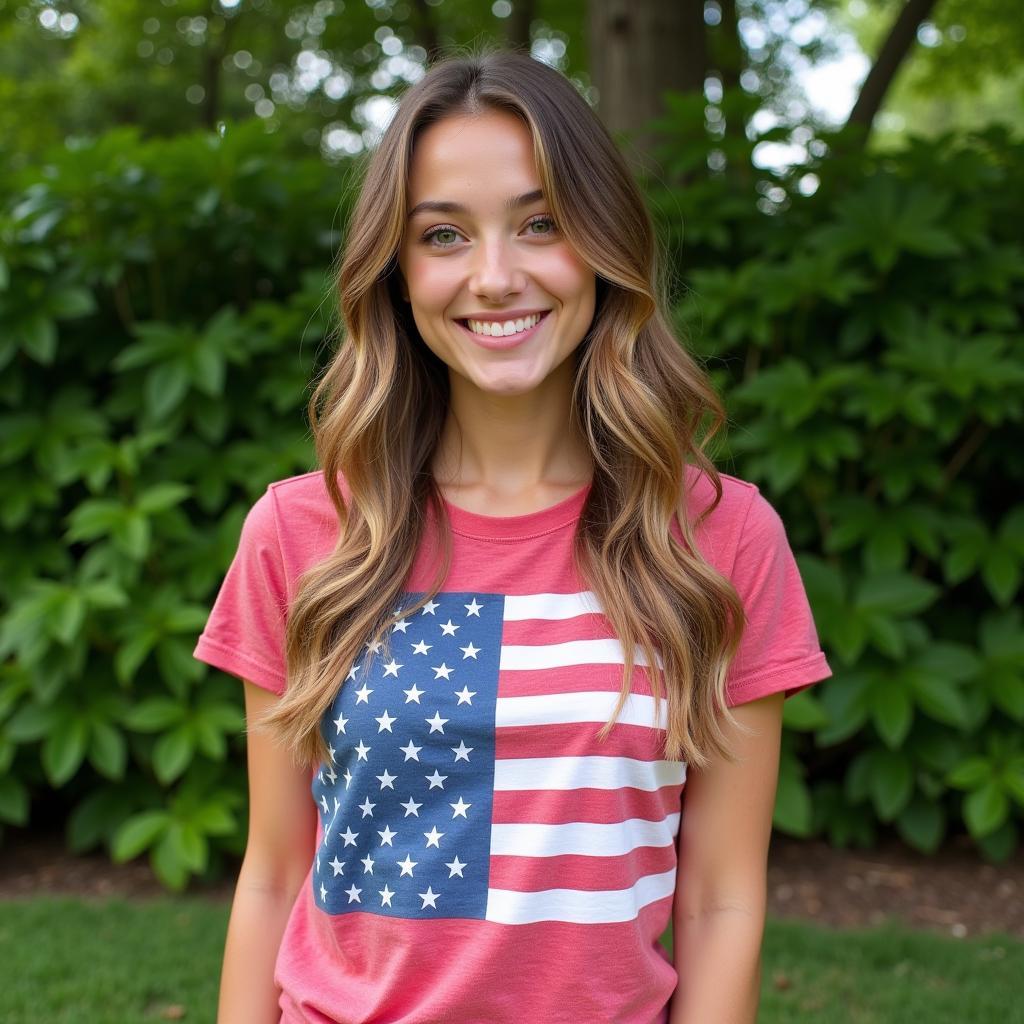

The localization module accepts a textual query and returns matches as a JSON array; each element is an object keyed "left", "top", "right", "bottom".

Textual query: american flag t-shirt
[{"left": 309, "top": 588, "right": 686, "bottom": 926}]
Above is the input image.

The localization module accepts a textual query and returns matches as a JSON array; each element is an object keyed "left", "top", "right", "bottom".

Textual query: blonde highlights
[{"left": 256, "top": 43, "right": 748, "bottom": 772}]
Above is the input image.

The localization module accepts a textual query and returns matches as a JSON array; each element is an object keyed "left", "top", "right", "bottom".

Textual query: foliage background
[{"left": 0, "top": 0, "right": 1022, "bottom": 889}]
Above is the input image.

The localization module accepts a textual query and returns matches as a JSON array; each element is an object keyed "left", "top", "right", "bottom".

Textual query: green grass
[{"left": 0, "top": 898, "right": 1021, "bottom": 1023}]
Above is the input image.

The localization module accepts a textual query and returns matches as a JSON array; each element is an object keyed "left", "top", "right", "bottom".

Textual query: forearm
[
  {"left": 218, "top": 871, "right": 303, "bottom": 1024},
  {"left": 668, "top": 907, "right": 765, "bottom": 1024}
]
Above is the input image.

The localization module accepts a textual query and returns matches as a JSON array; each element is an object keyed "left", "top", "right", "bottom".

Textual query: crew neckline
[{"left": 438, "top": 479, "right": 593, "bottom": 541}]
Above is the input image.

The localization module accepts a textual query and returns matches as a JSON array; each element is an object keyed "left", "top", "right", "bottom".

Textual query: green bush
[{"left": 1, "top": 107, "right": 1022, "bottom": 889}]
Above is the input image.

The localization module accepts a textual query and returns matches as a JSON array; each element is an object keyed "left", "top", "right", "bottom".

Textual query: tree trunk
[
  {"left": 845, "top": 0, "right": 939, "bottom": 139},
  {"left": 588, "top": 0, "right": 706, "bottom": 181}
]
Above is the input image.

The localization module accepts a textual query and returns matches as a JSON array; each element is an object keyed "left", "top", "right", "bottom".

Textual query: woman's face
[{"left": 397, "top": 109, "right": 596, "bottom": 397}]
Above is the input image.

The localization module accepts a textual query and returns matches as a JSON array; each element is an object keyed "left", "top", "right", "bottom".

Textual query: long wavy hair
[{"left": 257, "top": 43, "right": 749, "bottom": 771}]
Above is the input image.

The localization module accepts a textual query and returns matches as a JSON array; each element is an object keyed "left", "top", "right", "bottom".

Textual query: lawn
[{"left": 0, "top": 898, "right": 1020, "bottom": 1023}]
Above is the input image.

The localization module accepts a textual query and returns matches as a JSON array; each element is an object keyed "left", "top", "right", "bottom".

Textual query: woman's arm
[
  {"left": 668, "top": 691, "right": 785, "bottom": 1024},
  {"left": 218, "top": 681, "right": 318, "bottom": 1024}
]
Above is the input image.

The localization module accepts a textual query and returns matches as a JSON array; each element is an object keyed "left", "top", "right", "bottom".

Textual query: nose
[{"left": 468, "top": 232, "right": 527, "bottom": 301}]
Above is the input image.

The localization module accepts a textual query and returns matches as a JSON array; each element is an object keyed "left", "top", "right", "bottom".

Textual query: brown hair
[{"left": 257, "top": 42, "right": 748, "bottom": 771}]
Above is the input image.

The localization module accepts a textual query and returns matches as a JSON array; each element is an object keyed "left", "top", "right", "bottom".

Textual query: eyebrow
[{"left": 406, "top": 189, "right": 545, "bottom": 220}]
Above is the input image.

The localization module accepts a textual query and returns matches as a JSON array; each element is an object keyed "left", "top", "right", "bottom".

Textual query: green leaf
[
  {"left": 146, "top": 362, "right": 189, "bottom": 419},
  {"left": 152, "top": 725, "right": 195, "bottom": 784},
  {"left": 151, "top": 828, "right": 190, "bottom": 890},
  {"left": 112, "top": 809, "right": 170, "bottom": 862},
  {"left": 88, "top": 721, "right": 127, "bottom": 780},
  {"left": 42, "top": 715, "right": 89, "bottom": 786},
  {"left": 869, "top": 682, "right": 912, "bottom": 749},
  {"left": 946, "top": 757, "right": 992, "bottom": 790},
  {"left": 964, "top": 781, "right": 1009, "bottom": 838},
  {"left": 123, "top": 697, "right": 184, "bottom": 731},
  {"left": 895, "top": 795, "right": 944, "bottom": 854},
  {"left": 868, "top": 749, "right": 913, "bottom": 821},
  {"left": 854, "top": 572, "right": 940, "bottom": 616},
  {"left": 22, "top": 314, "right": 58, "bottom": 364},
  {"left": 773, "top": 759, "right": 812, "bottom": 836},
  {"left": 136, "top": 483, "right": 191, "bottom": 515},
  {"left": 781, "top": 690, "right": 830, "bottom": 731},
  {"left": 908, "top": 670, "right": 968, "bottom": 727}
]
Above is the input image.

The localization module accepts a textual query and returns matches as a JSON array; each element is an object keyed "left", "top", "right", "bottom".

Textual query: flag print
[{"left": 310, "top": 589, "right": 686, "bottom": 925}]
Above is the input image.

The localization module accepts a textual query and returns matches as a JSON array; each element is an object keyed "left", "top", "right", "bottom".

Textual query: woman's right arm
[{"left": 218, "top": 680, "right": 318, "bottom": 1024}]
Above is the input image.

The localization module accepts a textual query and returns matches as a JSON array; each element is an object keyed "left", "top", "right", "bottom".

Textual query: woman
[{"left": 194, "top": 44, "right": 831, "bottom": 1024}]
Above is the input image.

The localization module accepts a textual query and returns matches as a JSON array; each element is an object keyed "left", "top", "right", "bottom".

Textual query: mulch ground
[{"left": 0, "top": 827, "right": 1020, "bottom": 941}]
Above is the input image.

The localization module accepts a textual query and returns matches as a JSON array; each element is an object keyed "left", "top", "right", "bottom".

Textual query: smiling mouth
[
  {"left": 456, "top": 310, "right": 551, "bottom": 341},
  {"left": 458, "top": 311, "right": 552, "bottom": 339}
]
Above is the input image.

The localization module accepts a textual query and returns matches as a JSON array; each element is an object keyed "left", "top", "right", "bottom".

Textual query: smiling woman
[{"left": 193, "top": 41, "right": 831, "bottom": 1024}]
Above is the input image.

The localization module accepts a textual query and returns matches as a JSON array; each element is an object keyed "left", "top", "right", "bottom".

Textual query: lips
[{"left": 455, "top": 310, "right": 551, "bottom": 351}]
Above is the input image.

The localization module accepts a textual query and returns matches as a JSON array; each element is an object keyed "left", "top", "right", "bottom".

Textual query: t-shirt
[{"left": 193, "top": 466, "right": 831, "bottom": 1024}]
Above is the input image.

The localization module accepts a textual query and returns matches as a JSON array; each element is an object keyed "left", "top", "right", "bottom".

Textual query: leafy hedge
[{"left": 1, "top": 106, "right": 1022, "bottom": 889}]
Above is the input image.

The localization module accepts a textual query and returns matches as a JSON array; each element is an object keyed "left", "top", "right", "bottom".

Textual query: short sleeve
[
  {"left": 724, "top": 488, "right": 831, "bottom": 707},
  {"left": 193, "top": 487, "right": 289, "bottom": 695}
]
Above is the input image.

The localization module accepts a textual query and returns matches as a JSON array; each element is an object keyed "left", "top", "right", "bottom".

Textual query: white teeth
[{"left": 465, "top": 312, "right": 545, "bottom": 337}]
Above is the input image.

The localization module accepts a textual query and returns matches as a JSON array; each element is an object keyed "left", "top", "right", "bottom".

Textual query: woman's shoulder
[
  {"left": 681, "top": 464, "right": 772, "bottom": 570},
  {"left": 249, "top": 469, "right": 344, "bottom": 552}
]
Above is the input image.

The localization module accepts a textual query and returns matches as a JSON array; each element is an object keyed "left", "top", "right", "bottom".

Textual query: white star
[
  {"left": 378, "top": 824, "right": 398, "bottom": 846},
  {"left": 418, "top": 886, "right": 440, "bottom": 909},
  {"left": 400, "top": 739, "right": 422, "bottom": 761},
  {"left": 379, "top": 884, "right": 395, "bottom": 907},
  {"left": 328, "top": 744, "right": 336, "bottom": 762},
  {"left": 411, "top": 639, "right": 432, "bottom": 654},
  {"left": 425, "top": 769, "right": 447, "bottom": 789},
  {"left": 426, "top": 711, "right": 449, "bottom": 733},
  {"left": 452, "top": 740, "right": 473, "bottom": 762},
  {"left": 329, "top": 856, "right": 345, "bottom": 876},
  {"left": 320, "top": 883, "right": 328, "bottom": 902},
  {"left": 392, "top": 618, "right": 411, "bottom": 633},
  {"left": 460, "top": 642, "right": 480, "bottom": 659},
  {"left": 424, "top": 826, "right": 444, "bottom": 848},
  {"left": 340, "top": 827, "right": 358, "bottom": 847},
  {"left": 397, "top": 853, "right": 417, "bottom": 877},
  {"left": 317, "top": 770, "right": 324, "bottom": 784},
  {"left": 376, "top": 768, "right": 397, "bottom": 790},
  {"left": 325, "top": 764, "right": 337, "bottom": 784},
  {"left": 320, "top": 795, "right": 329, "bottom": 814},
  {"left": 366, "top": 638, "right": 383, "bottom": 654},
  {"left": 445, "top": 855, "right": 467, "bottom": 878},
  {"left": 346, "top": 663, "right": 360, "bottom": 680},
  {"left": 333, "top": 712, "right": 348, "bottom": 734},
  {"left": 358, "top": 796, "right": 376, "bottom": 817},
  {"left": 333, "top": 796, "right": 340, "bottom": 814},
  {"left": 355, "top": 683, "right": 373, "bottom": 703},
  {"left": 464, "top": 598, "right": 483, "bottom": 617},
  {"left": 440, "top": 619, "right": 459, "bottom": 636},
  {"left": 433, "top": 662, "right": 454, "bottom": 680},
  {"left": 375, "top": 709, "right": 396, "bottom": 732},
  {"left": 450, "top": 796, "right": 471, "bottom": 818},
  {"left": 454, "top": 686, "right": 476, "bottom": 706},
  {"left": 401, "top": 796, "right": 422, "bottom": 816},
  {"left": 346, "top": 884, "right": 362, "bottom": 903},
  {"left": 361, "top": 854, "right": 374, "bottom": 873},
  {"left": 422, "top": 599, "right": 439, "bottom": 615},
  {"left": 343, "top": 767, "right": 353, "bottom": 788},
  {"left": 403, "top": 683, "right": 425, "bottom": 703},
  {"left": 354, "top": 739, "right": 371, "bottom": 761},
  {"left": 383, "top": 659, "right": 402, "bottom": 677}
]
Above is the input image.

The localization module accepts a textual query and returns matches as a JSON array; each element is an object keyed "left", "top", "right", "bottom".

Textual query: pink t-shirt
[{"left": 194, "top": 466, "right": 831, "bottom": 1024}]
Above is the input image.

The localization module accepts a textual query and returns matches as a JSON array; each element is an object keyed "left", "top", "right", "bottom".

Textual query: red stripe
[
  {"left": 489, "top": 843, "right": 677, "bottom": 892},
  {"left": 491, "top": 783, "right": 681, "bottom": 825},
  {"left": 494, "top": 720, "right": 669, "bottom": 762},
  {"left": 497, "top": 662, "right": 660, "bottom": 698}
]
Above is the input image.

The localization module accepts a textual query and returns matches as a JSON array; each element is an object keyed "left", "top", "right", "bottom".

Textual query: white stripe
[
  {"left": 499, "top": 637, "right": 662, "bottom": 670},
  {"left": 493, "top": 755, "right": 686, "bottom": 792},
  {"left": 485, "top": 867, "right": 677, "bottom": 924},
  {"left": 502, "top": 591, "right": 602, "bottom": 621},
  {"left": 490, "top": 812, "right": 681, "bottom": 858},
  {"left": 495, "top": 689, "right": 668, "bottom": 730}
]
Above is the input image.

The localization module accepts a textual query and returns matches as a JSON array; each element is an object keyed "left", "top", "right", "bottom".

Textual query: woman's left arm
[{"left": 668, "top": 690, "right": 785, "bottom": 1024}]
